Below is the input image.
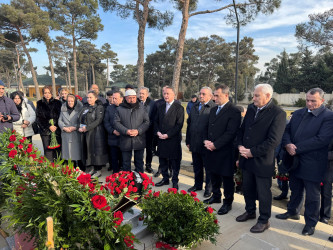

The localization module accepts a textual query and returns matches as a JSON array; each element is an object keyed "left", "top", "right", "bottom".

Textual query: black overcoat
[
  {"left": 36, "top": 98, "right": 62, "bottom": 136},
  {"left": 204, "top": 102, "right": 241, "bottom": 176},
  {"left": 186, "top": 100, "right": 216, "bottom": 153},
  {"left": 237, "top": 101, "right": 286, "bottom": 178},
  {"left": 282, "top": 106, "right": 333, "bottom": 182},
  {"left": 78, "top": 100, "right": 108, "bottom": 166},
  {"left": 154, "top": 101, "right": 184, "bottom": 159}
]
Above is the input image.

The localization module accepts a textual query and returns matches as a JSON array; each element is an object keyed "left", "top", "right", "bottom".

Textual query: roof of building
[{"left": 22, "top": 74, "right": 67, "bottom": 86}]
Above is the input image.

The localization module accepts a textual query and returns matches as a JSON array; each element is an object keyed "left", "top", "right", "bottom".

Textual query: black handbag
[{"left": 32, "top": 122, "right": 39, "bottom": 134}]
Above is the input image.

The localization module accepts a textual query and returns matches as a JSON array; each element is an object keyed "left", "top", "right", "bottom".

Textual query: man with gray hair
[
  {"left": 236, "top": 83, "right": 286, "bottom": 233},
  {"left": 276, "top": 88, "right": 333, "bottom": 236},
  {"left": 186, "top": 86, "right": 216, "bottom": 197}
]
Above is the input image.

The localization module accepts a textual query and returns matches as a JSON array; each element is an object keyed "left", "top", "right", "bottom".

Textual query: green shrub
[{"left": 294, "top": 98, "right": 306, "bottom": 107}]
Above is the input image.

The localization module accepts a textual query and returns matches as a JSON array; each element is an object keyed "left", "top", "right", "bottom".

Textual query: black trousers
[
  {"left": 192, "top": 152, "right": 211, "bottom": 191},
  {"left": 242, "top": 169, "right": 272, "bottom": 224},
  {"left": 122, "top": 149, "right": 144, "bottom": 173},
  {"left": 145, "top": 133, "right": 154, "bottom": 167},
  {"left": 320, "top": 165, "right": 333, "bottom": 220},
  {"left": 110, "top": 146, "right": 122, "bottom": 173},
  {"left": 288, "top": 174, "right": 321, "bottom": 227},
  {"left": 160, "top": 157, "right": 181, "bottom": 184},
  {"left": 211, "top": 174, "right": 234, "bottom": 205},
  {"left": 41, "top": 134, "right": 61, "bottom": 162}
]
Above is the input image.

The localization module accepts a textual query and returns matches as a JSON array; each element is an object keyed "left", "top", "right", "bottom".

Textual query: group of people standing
[{"left": 0, "top": 77, "right": 332, "bottom": 240}]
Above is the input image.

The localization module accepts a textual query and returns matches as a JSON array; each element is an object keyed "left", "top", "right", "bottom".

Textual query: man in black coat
[
  {"left": 202, "top": 85, "right": 241, "bottom": 216},
  {"left": 155, "top": 86, "right": 184, "bottom": 190},
  {"left": 276, "top": 88, "right": 333, "bottom": 236},
  {"left": 104, "top": 91, "right": 124, "bottom": 173},
  {"left": 237, "top": 84, "right": 286, "bottom": 233},
  {"left": 186, "top": 86, "right": 216, "bottom": 197},
  {"left": 139, "top": 87, "right": 156, "bottom": 174},
  {"left": 113, "top": 89, "right": 150, "bottom": 173}
]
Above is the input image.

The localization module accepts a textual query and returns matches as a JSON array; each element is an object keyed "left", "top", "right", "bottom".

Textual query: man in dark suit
[
  {"left": 139, "top": 87, "right": 156, "bottom": 174},
  {"left": 202, "top": 85, "right": 241, "bottom": 215},
  {"left": 154, "top": 86, "right": 184, "bottom": 190},
  {"left": 237, "top": 84, "right": 286, "bottom": 233},
  {"left": 186, "top": 86, "right": 216, "bottom": 197},
  {"left": 276, "top": 88, "right": 333, "bottom": 236}
]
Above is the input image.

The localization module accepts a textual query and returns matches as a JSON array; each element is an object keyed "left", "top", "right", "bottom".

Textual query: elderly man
[
  {"left": 236, "top": 84, "right": 286, "bottom": 233},
  {"left": 82, "top": 84, "right": 106, "bottom": 105},
  {"left": 104, "top": 91, "right": 124, "bottom": 173},
  {"left": 186, "top": 86, "right": 216, "bottom": 197},
  {"left": 0, "top": 80, "right": 20, "bottom": 133},
  {"left": 138, "top": 87, "right": 156, "bottom": 174},
  {"left": 113, "top": 89, "right": 150, "bottom": 173},
  {"left": 155, "top": 86, "right": 184, "bottom": 190},
  {"left": 202, "top": 85, "right": 241, "bottom": 216},
  {"left": 276, "top": 88, "right": 333, "bottom": 236}
]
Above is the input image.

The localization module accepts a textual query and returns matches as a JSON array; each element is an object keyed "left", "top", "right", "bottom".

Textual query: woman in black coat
[
  {"left": 36, "top": 86, "right": 62, "bottom": 162},
  {"left": 78, "top": 90, "right": 108, "bottom": 178}
]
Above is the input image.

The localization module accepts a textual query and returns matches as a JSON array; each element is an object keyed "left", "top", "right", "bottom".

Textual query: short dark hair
[
  {"left": 106, "top": 90, "right": 113, "bottom": 96},
  {"left": 113, "top": 90, "right": 124, "bottom": 98},
  {"left": 42, "top": 86, "right": 53, "bottom": 94},
  {"left": 87, "top": 90, "right": 98, "bottom": 98},
  {"left": 307, "top": 88, "right": 324, "bottom": 99},
  {"left": 215, "top": 84, "right": 229, "bottom": 94}
]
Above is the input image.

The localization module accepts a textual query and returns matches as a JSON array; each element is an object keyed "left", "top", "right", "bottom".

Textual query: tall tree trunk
[
  {"left": 136, "top": 0, "right": 150, "bottom": 88},
  {"left": 64, "top": 72, "right": 69, "bottom": 89},
  {"left": 15, "top": 47, "right": 25, "bottom": 95},
  {"left": 85, "top": 71, "right": 88, "bottom": 93},
  {"left": 66, "top": 59, "right": 72, "bottom": 93},
  {"left": 46, "top": 45, "right": 57, "bottom": 96},
  {"left": 72, "top": 32, "right": 78, "bottom": 94},
  {"left": 17, "top": 28, "right": 40, "bottom": 99},
  {"left": 172, "top": 0, "right": 190, "bottom": 98},
  {"left": 92, "top": 64, "right": 95, "bottom": 85},
  {"left": 5, "top": 68, "right": 11, "bottom": 88},
  {"left": 106, "top": 58, "right": 109, "bottom": 87},
  {"left": 12, "top": 60, "right": 18, "bottom": 90}
]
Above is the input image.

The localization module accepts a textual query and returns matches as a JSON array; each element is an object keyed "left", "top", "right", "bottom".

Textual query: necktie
[
  {"left": 198, "top": 103, "right": 202, "bottom": 111},
  {"left": 216, "top": 106, "right": 222, "bottom": 115},
  {"left": 166, "top": 103, "right": 170, "bottom": 113}
]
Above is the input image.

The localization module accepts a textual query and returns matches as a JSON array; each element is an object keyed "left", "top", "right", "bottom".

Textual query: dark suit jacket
[
  {"left": 154, "top": 100, "right": 184, "bottom": 159},
  {"left": 186, "top": 100, "right": 216, "bottom": 153},
  {"left": 204, "top": 102, "right": 241, "bottom": 176},
  {"left": 237, "top": 101, "right": 286, "bottom": 178},
  {"left": 282, "top": 106, "right": 333, "bottom": 182}
]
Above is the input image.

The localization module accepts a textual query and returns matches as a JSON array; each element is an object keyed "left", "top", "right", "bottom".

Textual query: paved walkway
[{"left": 0, "top": 135, "right": 332, "bottom": 249}]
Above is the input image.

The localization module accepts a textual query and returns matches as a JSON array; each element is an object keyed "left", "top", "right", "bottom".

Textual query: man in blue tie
[
  {"left": 155, "top": 87, "right": 184, "bottom": 190},
  {"left": 203, "top": 85, "right": 241, "bottom": 216},
  {"left": 186, "top": 87, "right": 216, "bottom": 197}
]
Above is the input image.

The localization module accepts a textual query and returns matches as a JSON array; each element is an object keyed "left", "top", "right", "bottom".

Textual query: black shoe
[
  {"left": 250, "top": 222, "right": 270, "bottom": 233},
  {"left": 187, "top": 186, "right": 202, "bottom": 192},
  {"left": 320, "top": 218, "right": 329, "bottom": 224},
  {"left": 203, "top": 197, "right": 221, "bottom": 204},
  {"left": 302, "top": 225, "right": 315, "bottom": 236},
  {"left": 236, "top": 212, "right": 256, "bottom": 222},
  {"left": 203, "top": 190, "right": 212, "bottom": 198},
  {"left": 145, "top": 167, "right": 154, "bottom": 174},
  {"left": 329, "top": 236, "right": 333, "bottom": 242},
  {"left": 154, "top": 171, "right": 161, "bottom": 177},
  {"left": 107, "top": 166, "right": 112, "bottom": 171},
  {"left": 273, "top": 194, "right": 288, "bottom": 200},
  {"left": 155, "top": 180, "right": 170, "bottom": 187},
  {"left": 275, "top": 212, "right": 300, "bottom": 220},
  {"left": 173, "top": 183, "right": 179, "bottom": 190},
  {"left": 218, "top": 204, "right": 232, "bottom": 215}
]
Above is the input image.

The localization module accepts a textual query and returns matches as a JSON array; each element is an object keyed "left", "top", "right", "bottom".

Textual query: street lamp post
[{"left": 233, "top": 0, "right": 240, "bottom": 105}]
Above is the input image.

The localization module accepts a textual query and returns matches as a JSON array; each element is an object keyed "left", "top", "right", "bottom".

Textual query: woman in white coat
[
  {"left": 10, "top": 91, "right": 36, "bottom": 141},
  {"left": 58, "top": 94, "right": 83, "bottom": 168}
]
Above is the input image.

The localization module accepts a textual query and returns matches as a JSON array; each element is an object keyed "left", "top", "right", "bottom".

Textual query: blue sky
[{"left": 3, "top": 0, "right": 332, "bottom": 77}]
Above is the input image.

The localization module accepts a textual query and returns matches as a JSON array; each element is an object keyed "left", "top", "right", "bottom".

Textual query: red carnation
[
  {"left": 190, "top": 191, "right": 197, "bottom": 197},
  {"left": 153, "top": 191, "right": 160, "bottom": 197},
  {"left": 214, "top": 219, "right": 219, "bottom": 224},
  {"left": 207, "top": 206, "right": 214, "bottom": 214},
  {"left": 18, "top": 144, "right": 23, "bottom": 149},
  {"left": 167, "top": 188, "right": 177, "bottom": 194},
  {"left": 113, "top": 211, "right": 124, "bottom": 226},
  {"left": 26, "top": 147, "right": 33, "bottom": 153},
  {"left": 180, "top": 190, "right": 187, "bottom": 195},
  {"left": 7, "top": 143, "right": 15, "bottom": 149},
  {"left": 91, "top": 195, "right": 108, "bottom": 210},
  {"left": 194, "top": 198, "right": 200, "bottom": 202},
  {"left": 8, "top": 150, "right": 17, "bottom": 158},
  {"left": 19, "top": 138, "right": 25, "bottom": 143},
  {"left": 77, "top": 173, "right": 91, "bottom": 186},
  {"left": 9, "top": 135, "right": 16, "bottom": 142}
]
